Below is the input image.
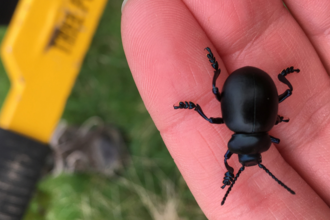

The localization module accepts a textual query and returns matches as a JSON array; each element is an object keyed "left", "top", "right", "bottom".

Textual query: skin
[{"left": 121, "top": 0, "right": 330, "bottom": 219}]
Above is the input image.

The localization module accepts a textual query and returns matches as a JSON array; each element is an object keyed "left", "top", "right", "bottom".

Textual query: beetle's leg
[
  {"left": 221, "top": 166, "right": 245, "bottom": 205},
  {"left": 174, "top": 101, "right": 224, "bottom": 124},
  {"left": 221, "top": 150, "right": 234, "bottom": 189},
  {"left": 270, "top": 135, "right": 280, "bottom": 144},
  {"left": 205, "top": 47, "right": 222, "bottom": 102},
  {"left": 275, "top": 115, "right": 290, "bottom": 125},
  {"left": 278, "top": 66, "right": 300, "bottom": 103}
]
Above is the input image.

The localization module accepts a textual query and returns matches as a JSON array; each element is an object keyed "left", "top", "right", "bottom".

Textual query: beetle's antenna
[
  {"left": 258, "top": 164, "right": 295, "bottom": 195},
  {"left": 221, "top": 166, "right": 245, "bottom": 206}
]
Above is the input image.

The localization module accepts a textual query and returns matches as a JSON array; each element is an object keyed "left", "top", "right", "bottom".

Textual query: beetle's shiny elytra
[{"left": 174, "top": 47, "right": 299, "bottom": 205}]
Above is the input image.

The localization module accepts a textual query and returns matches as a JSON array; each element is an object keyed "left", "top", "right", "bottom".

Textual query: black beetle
[{"left": 174, "top": 47, "right": 298, "bottom": 205}]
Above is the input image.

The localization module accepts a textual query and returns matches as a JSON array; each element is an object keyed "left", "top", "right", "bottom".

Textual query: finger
[
  {"left": 284, "top": 0, "right": 330, "bottom": 74},
  {"left": 122, "top": 0, "right": 229, "bottom": 132},
  {"left": 122, "top": 0, "right": 330, "bottom": 218},
  {"left": 183, "top": 0, "right": 330, "bottom": 205}
]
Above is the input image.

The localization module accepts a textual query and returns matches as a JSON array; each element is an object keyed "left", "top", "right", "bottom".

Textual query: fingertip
[{"left": 121, "top": 0, "right": 128, "bottom": 12}]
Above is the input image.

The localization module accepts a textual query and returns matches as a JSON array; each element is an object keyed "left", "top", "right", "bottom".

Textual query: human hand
[{"left": 121, "top": 0, "right": 330, "bottom": 219}]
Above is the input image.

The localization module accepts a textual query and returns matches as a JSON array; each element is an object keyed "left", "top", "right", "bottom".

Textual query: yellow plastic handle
[{"left": 0, "top": 0, "right": 107, "bottom": 143}]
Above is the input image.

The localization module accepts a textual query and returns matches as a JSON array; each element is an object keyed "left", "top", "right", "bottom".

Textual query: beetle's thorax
[
  {"left": 228, "top": 132, "right": 271, "bottom": 167},
  {"left": 228, "top": 132, "right": 272, "bottom": 155}
]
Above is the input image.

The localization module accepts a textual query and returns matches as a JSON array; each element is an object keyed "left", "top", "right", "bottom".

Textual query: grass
[
  {"left": 0, "top": 28, "right": 10, "bottom": 104},
  {"left": 0, "top": 1, "right": 207, "bottom": 219}
]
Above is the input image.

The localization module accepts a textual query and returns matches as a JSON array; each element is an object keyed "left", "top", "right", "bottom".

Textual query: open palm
[{"left": 122, "top": 0, "right": 330, "bottom": 219}]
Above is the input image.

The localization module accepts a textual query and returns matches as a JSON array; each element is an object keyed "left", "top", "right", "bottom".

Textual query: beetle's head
[{"left": 238, "top": 153, "right": 261, "bottom": 167}]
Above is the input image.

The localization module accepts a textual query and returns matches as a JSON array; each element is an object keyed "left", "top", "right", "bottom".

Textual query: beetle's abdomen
[
  {"left": 228, "top": 133, "right": 271, "bottom": 154},
  {"left": 221, "top": 66, "right": 278, "bottom": 133}
]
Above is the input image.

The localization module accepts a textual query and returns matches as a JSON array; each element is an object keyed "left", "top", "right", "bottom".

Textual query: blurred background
[{"left": 0, "top": 0, "right": 207, "bottom": 219}]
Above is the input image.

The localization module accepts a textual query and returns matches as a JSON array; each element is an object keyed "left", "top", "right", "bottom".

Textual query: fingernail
[{"left": 121, "top": 0, "right": 128, "bottom": 12}]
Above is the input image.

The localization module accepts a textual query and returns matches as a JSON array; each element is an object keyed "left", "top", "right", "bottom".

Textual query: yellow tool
[{"left": 1, "top": 0, "right": 107, "bottom": 143}]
